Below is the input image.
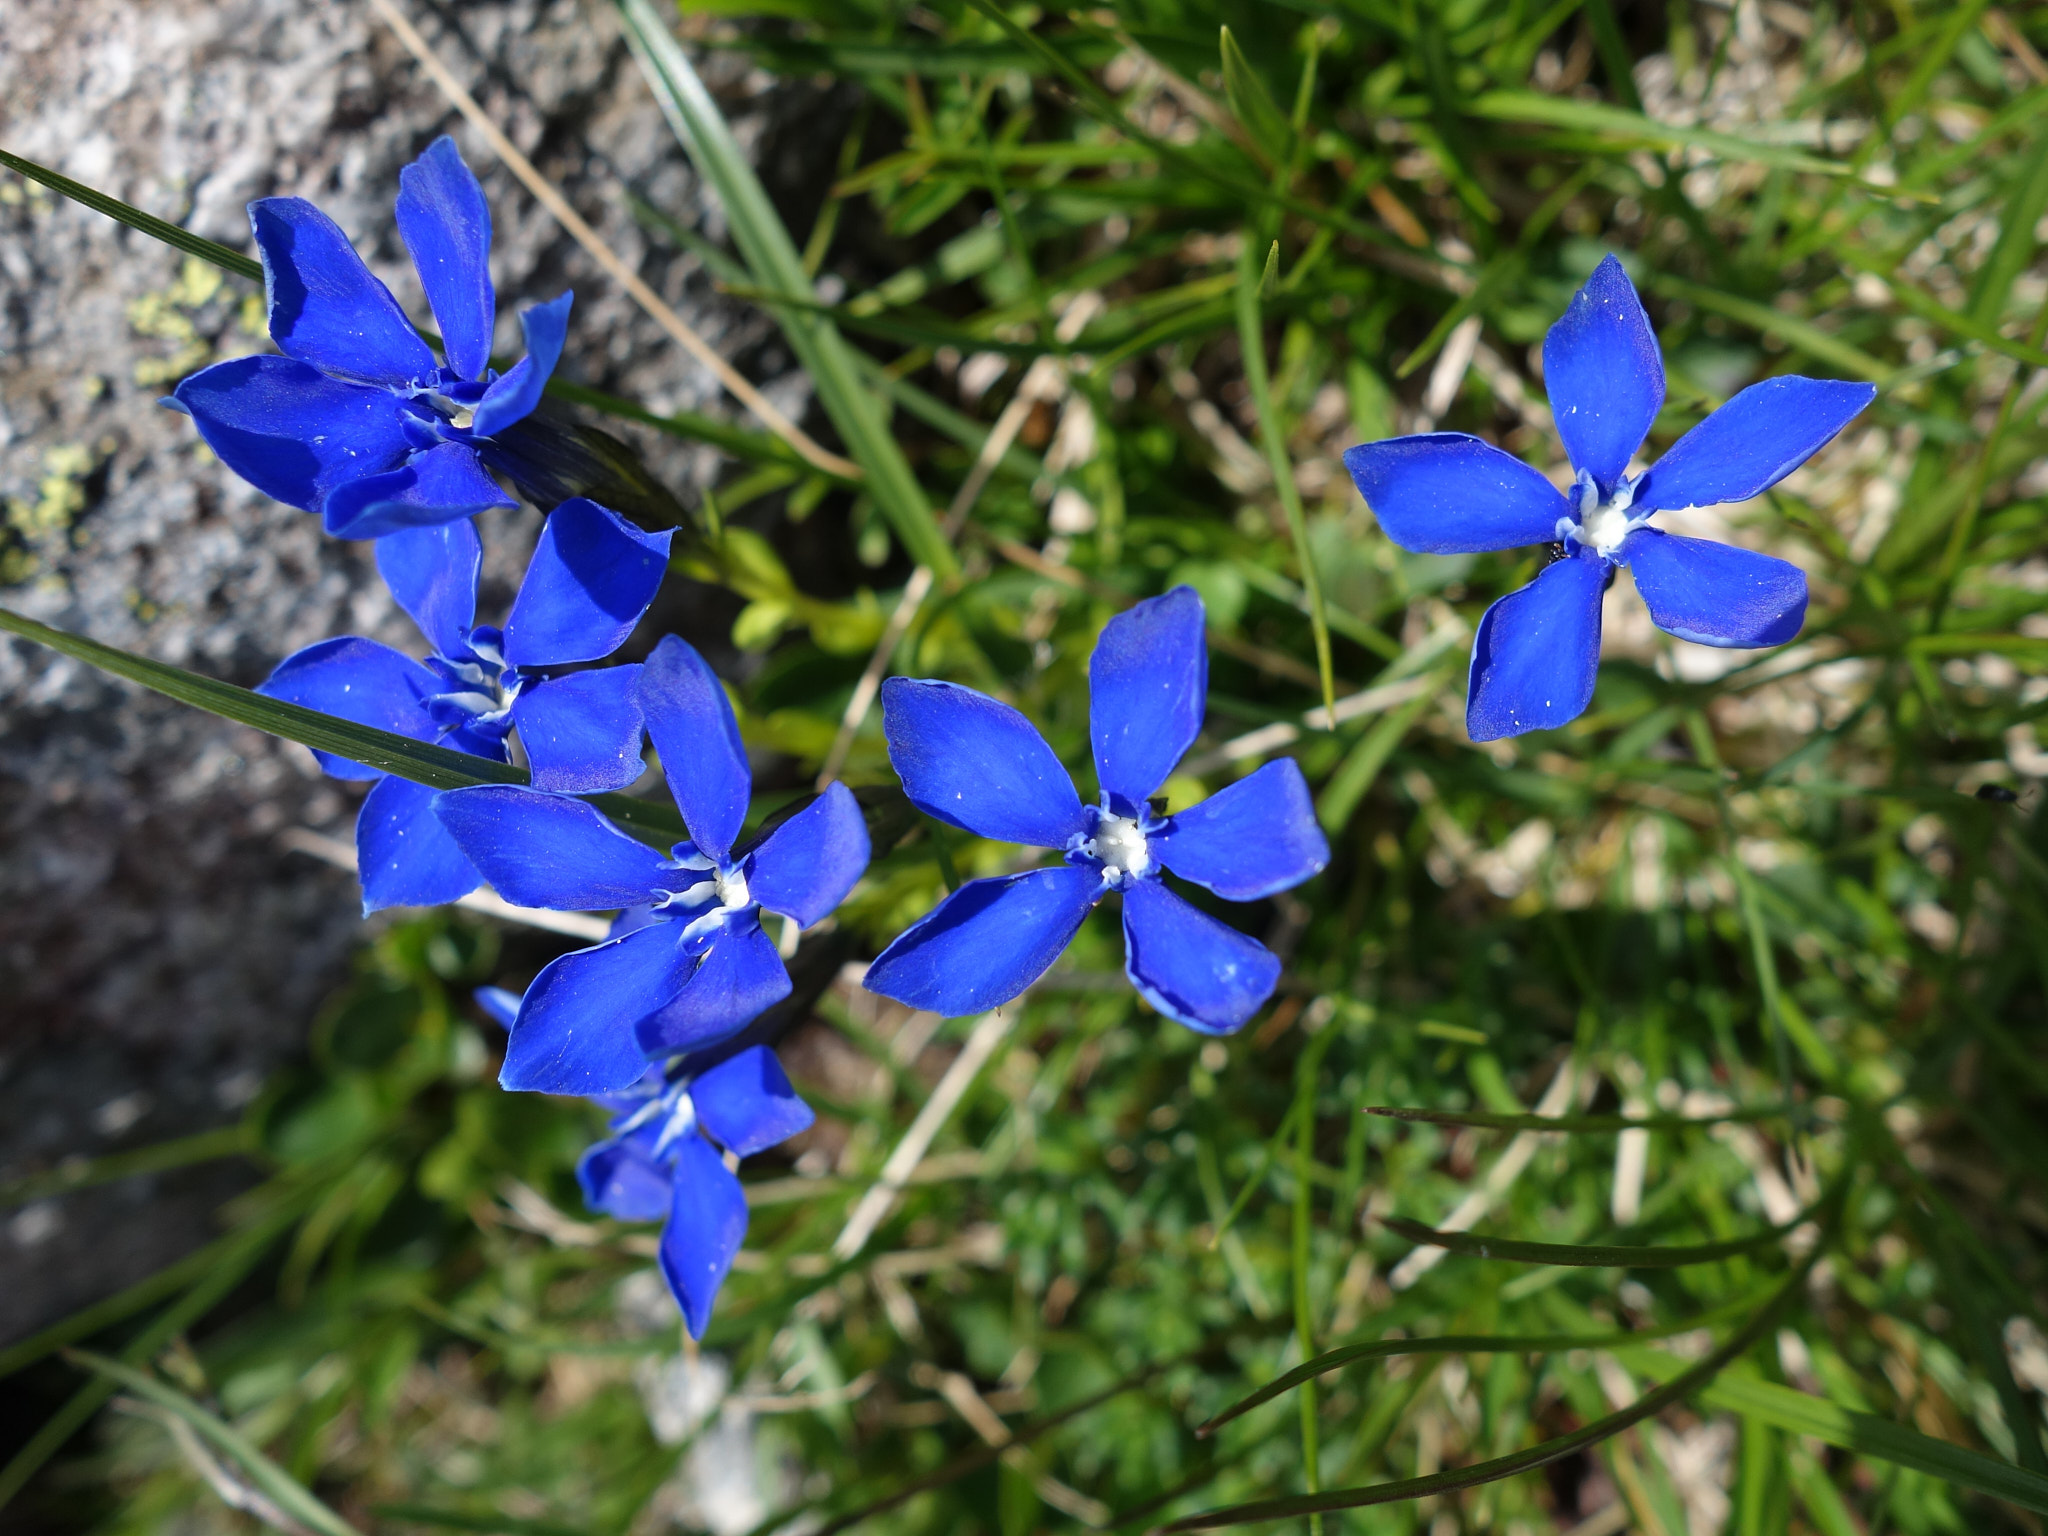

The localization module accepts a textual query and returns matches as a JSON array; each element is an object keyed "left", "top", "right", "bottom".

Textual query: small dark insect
[{"left": 1975, "top": 783, "right": 2019, "bottom": 803}]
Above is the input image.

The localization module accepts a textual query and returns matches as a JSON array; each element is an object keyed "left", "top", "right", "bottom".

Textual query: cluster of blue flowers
[
  {"left": 183, "top": 139, "right": 1332, "bottom": 1336},
  {"left": 181, "top": 144, "right": 1850, "bottom": 1337}
]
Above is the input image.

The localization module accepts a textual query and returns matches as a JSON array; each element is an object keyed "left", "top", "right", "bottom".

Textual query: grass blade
[
  {"left": 1654, "top": 1366, "right": 2048, "bottom": 1516},
  {"left": 0, "top": 1126, "right": 251, "bottom": 1210},
  {"left": 0, "top": 147, "right": 263, "bottom": 282},
  {"left": 1364, "top": 1105, "right": 1785, "bottom": 1133},
  {"left": 614, "top": 0, "right": 955, "bottom": 574},
  {"left": 1377, "top": 1214, "right": 1798, "bottom": 1268},
  {"left": 1163, "top": 1258, "right": 1813, "bottom": 1529},
  {"left": 66, "top": 1350, "right": 361, "bottom": 1536},
  {"left": 1198, "top": 1293, "right": 1778, "bottom": 1437},
  {"left": 0, "top": 606, "right": 684, "bottom": 848},
  {"left": 0, "top": 1199, "right": 303, "bottom": 1509},
  {"left": 1235, "top": 240, "right": 1334, "bottom": 715}
]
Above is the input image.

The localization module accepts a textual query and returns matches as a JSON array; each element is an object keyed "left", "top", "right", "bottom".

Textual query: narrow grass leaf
[
  {"left": 1364, "top": 1105, "right": 1784, "bottom": 1133},
  {"left": 614, "top": 0, "right": 954, "bottom": 574},
  {"left": 0, "top": 606, "right": 685, "bottom": 848},
  {"left": 0, "top": 148, "right": 263, "bottom": 282},
  {"left": 1377, "top": 1214, "right": 1797, "bottom": 1268},
  {"left": 1163, "top": 1263, "right": 1810, "bottom": 1529},
  {"left": 1661, "top": 1367, "right": 2048, "bottom": 1516},
  {"left": 67, "top": 1350, "right": 361, "bottom": 1536}
]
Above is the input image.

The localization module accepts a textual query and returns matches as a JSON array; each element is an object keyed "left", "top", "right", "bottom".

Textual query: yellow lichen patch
[
  {"left": 128, "top": 256, "right": 227, "bottom": 386},
  {"left": 3, "top": 442, "right": 101, "bottom": 586}
]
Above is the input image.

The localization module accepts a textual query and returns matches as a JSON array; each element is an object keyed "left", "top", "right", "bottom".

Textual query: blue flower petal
[
  {"left": 321, "top": 441, "right": 515, "bottom": 540},
  {"left": 635, "top": 919, "right": 791, "bottom": 1058},
  {"left": 171, "top": 355, "right": 412, "bottom": 513},
  {"left": 1465, "top": 550, "right": 1605, "bottom": 742},
  {"left": 577, "top": 1135, "right": 672, "bottom": 1222},
  {"left": 639, "top": 636, "right": 751, "bottom": 863},
  {"left": 1543, "top": 254, "right": 1664, "bottom": 496},
  {"left": 356, "top": 773, "right": 481, "bottom": 914},
  {"left": 394, "top": 136, "right": 496, "bottom": 383},
  {"left": 248, "top": 197, "right": 437, "bottom": 390},
  {"left": 256, "top": 636, "right": 439, "bottom": 781},
  {"left": 434, "top": 785, "right": 672, "bottom": 908},
  {"left": 1152, "top": 759, "right": 1329, "bottom": 901},
  {"left": 747, "top": 782, "right": 870, "bottom": 928},
  {"left": 501, "top": 923, "right": 691, "bottom": 1093},
  {"left": 1090, "top": 586, "right": 1207, "bottom": 815},
  {"left": 881, "top": 678, "right": 1086, "bottom": 849},
  {"left": 1624, "top": 527, "right": 1807, "bottom": 648},
  {"left": 661, "top": 1132, "right": 749, "bottom": 1339},
  {"left": 1343, "top": 433, "right": 1572, "bottom": 554},
  {"left": 375, "top": 519, "right": 481, "bottom": 659},
  {"left": 474, "top": 986, "right": 523, "bottom": 1030},
  {"left": 691, "top": 1045, "right": 815, "bottom": 1158},
  {"left": 502, "top": 498, "right": 673, "bottom": 668},
  {"left": 1629, "top": 377, "right": 1877, "bottom": 514},
  {"left": 863, "top": 865, "right": 1102, "bottom": 1016},
  {"left": 470, "top": 292, "right": 574, "bottom": 439},
  {"left": 1121, "top": 879, "right": 1279, "bottom": 1035},
  {"left": 511, "top": 666, "right": 647, "bottom": 794}
]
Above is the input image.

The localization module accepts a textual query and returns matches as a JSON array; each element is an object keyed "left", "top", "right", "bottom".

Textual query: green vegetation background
[{"left": 8, "top": 0, "right": 2048, "bottom": 1531}]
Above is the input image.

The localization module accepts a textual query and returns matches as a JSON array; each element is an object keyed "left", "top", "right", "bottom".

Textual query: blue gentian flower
[
  {"left": 1343, "top": 255, "right": 1876, "bottom": 741},
  {"left": 862, "top": 587, "right": 1329, "bottom": 1034},
  {"left": 434, "top": 635, "right": 872, "bottom": 1094},
  {"left": 259, "top": 498, "right": 671, "bottom": 911},
  {"left": 169, "top": 136, "right": 572, "bottom": 540},
  {"left": 475, "top": 988, "right": 811, "bottom": 1339}
]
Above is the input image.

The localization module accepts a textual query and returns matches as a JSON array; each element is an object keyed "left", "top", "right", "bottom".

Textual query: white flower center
[
  {"left": 1561, "top": 474, "right": 1639, "bottom": 558},
  {"left": 1089, "top": 814, "right": 1151, "bottom": 879},
  {"left": 715, "top": 866, "right": 751, "bottom": 911}
]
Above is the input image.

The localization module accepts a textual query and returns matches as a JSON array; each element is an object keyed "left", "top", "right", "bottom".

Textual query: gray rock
[{"left": 0, "top": 0, "right": 808, "bottom": 1339}]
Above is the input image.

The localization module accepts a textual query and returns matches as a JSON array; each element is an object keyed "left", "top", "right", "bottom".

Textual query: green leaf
[
  {"left": 614, "top": 0, "right": 955, "bottom": 576},
  {"left": 1378, "top": 1214, "right": 1799, "bottom": 1268},
  {"left": 1219, "top": 27, "right": 1293, "bottom": 165},
  {"left": 67, "top": 1350, "right": 362, "bottom": 1536},
  {"left": 0, "top": 147, "right": 263, "bottom": 282},
  {"left": 1643, "top": 1364, "right": 2048, "bottom": 1517},
  {"left": 0, "top": 605, "right": 685, "bottom": 848}
]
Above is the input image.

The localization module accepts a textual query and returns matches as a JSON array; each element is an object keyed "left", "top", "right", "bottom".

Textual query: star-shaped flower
[
  {"left": 434, "top": 636, "right": 872, "bottom": 1094},
  {"left": 1343, "top": 255, "right": 1876, "bottom": 740},
  {"left": 477, "top": 986, "right": 811, "bottom": 1339},
  {"left": 863, "top": 587, "right": 1329, "bottom": 1034},
  {"left": 257, "top": 498, "right": 670, "bottom": 911},
  {"left": 170, "top": 136, "right": 571, "bottom": 539}
]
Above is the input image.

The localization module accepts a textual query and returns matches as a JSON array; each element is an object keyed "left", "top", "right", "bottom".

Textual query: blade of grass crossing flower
[
  {"left": 0, "top": 607, "right": 686, "bottom": 848},
  {"left": 65, "top": 1351, "right": 361, "bottom": 1536},
  {"left": 1235, "top": 240, "right": 1335, "bottom": 716},
  {"left": 614, "top": 0, "right": 954, "bottom": 575},
  {"left": 0, "top": 148, "right": 264, "bottom": 282},
  {"left": 1376, "top": 1215, "right": 1801, "bottom": 1268}
]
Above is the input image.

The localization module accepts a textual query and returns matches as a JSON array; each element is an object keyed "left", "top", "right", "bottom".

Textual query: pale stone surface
[{"left": 0, "top": 0, "right": 823, "bottom": 1338}]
